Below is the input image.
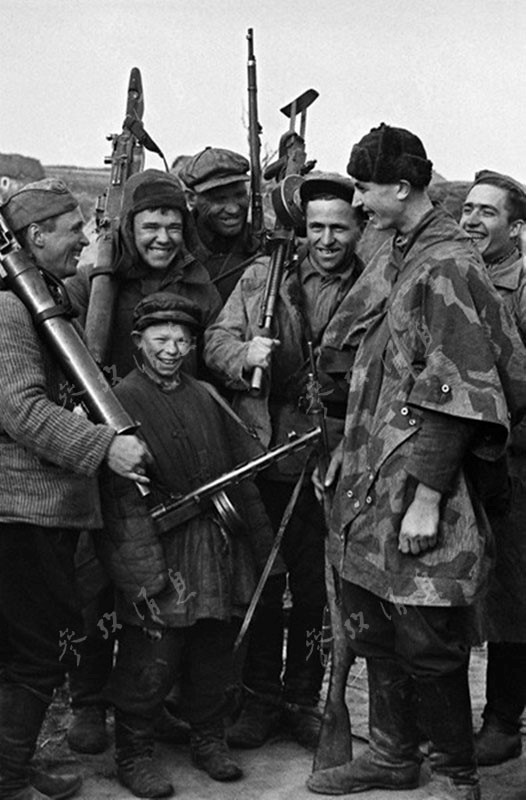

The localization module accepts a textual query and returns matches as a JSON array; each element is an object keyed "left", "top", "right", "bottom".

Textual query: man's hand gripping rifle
[
  {"left": 249, "top": 88, "right": 319, "bottom": 395},
  {"left": 85, "top": 67, "right": 168, "bottom": 365}
]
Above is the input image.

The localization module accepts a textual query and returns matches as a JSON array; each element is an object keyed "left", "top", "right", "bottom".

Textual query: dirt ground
[{"left": 37, "top": 646, "right": 526, "bottom": 800}]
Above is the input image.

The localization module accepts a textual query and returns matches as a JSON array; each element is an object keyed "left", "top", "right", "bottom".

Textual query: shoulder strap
[{"left": 200, "top": 381, "right": 266, "bottom": 450}]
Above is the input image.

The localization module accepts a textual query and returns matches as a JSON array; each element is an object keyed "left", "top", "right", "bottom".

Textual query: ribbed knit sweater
[{"left": 0, "top": 292, "right": 115, "bottom": 528}]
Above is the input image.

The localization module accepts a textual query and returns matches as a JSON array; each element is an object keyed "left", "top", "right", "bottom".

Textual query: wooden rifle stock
[{"left": 306, "top": 343, "right": 355, "bottom": 772}]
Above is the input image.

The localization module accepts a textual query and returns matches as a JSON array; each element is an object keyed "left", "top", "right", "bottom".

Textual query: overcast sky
[{"left": 3, "top": 0, "right": 526, "bottom": 182}]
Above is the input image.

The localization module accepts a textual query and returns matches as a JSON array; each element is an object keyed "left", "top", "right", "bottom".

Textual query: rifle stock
[{"left": 306, "top": 343, "right": 355, "bottom": 772}]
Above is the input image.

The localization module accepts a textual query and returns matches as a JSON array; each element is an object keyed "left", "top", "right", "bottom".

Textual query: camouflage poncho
[{"left": 327, "top": 207, "right": 526, "bottom": 607}]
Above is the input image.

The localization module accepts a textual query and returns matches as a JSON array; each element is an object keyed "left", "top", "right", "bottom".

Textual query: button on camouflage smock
[{"left": 326, "top": 207, "right": 526, "bottom": 608}]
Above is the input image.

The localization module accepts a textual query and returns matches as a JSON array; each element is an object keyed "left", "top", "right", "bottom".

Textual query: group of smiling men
[{"left": 0, "top": 123, "right": 525, "bottom": 800}]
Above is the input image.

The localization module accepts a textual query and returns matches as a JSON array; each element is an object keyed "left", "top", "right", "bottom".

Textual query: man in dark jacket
[
  {"left": 64, "top": 169, "right": 222, "bottom": 754},
  {"left": 180, "top": 147, "right": 261, "bottom": 302},
  {"left": 0, "top": 179, "right": 149, "bottom": 800},
  {"left": 460, "top": 170, "right": 526, "bottom": 766}
]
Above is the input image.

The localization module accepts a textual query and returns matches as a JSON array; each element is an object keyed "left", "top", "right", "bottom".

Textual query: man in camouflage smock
[{"left": 308, "top": 125, "right": 526, "bottom": 800}]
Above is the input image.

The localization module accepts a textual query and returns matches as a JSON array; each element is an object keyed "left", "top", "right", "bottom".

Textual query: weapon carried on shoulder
[
  {"left": 306, "top": 342, "right": 356, "bottom": 772},
  {"left": 247, "top": 28, "right": 264, "bottom": 244},
  {"left": 85, "top": 67, "right": 168, "bottom": 365},
  {"left": 0, "top": 213, "right": 148, "bottom": 494},
  {"left": 250, "top": 87, "right": 318, "bottom": 395},
  {"left": 150, "top": 426, "right": 321, "bottom": 534}
]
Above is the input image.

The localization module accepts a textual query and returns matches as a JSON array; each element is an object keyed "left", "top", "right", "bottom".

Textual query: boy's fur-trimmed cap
[{"left": 347, "top": 123, "right": 433, "bottom": 188}]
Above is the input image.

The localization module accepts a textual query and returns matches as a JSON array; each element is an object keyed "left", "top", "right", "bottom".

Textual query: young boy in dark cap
[
  {"left": 308, "top": 125, "right": 526, "bottom": 800},
  {"left": 95, "top": 292, "right": 276, "bottom": 797},
  {"left": 180, "top": 147, "right": 260, "bottom": 302}
]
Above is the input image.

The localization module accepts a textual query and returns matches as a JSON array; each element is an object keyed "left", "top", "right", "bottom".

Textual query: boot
[
  {"left": 283, "top": 606, "right": 325, "bottom": 751},
  {"left": 307, "top": 658, "right": 421, "bottom": 794},
  {"left": 152, "top": 706, "right": 191, "bottom": 744},
  {"left": 115, "top": 713, "right": 174, "bottom": 799},
  {"left": 282, "top": 702, "right": 322, "bottom": 751},
  {"left": 29, "top": 765, "right": 81, "bottom": 800},
  {"left": 191, "top": 720, "right": 243, "bottom": 781},
  {"left": 475, "top": 642, "right": 526, "bottom": 766},
  {"left": 226, "top": 692, "right": 282, "bottom": 748},
  {"left": 66, "top": 706, "right": 107, "bottom": 754},
  {"left": 425, "top": 773, "right": 481, "bottom": 799},
  {"left": 475, "top": 715, "right": 521, "bottom": 766},
  {"left": 415, "top": 665, "right": 480, "bottom": 799},
  {"left": 0, "top": 680, "right": 52, "bottom": 800}
]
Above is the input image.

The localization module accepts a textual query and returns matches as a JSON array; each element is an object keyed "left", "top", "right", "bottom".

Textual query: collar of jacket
[{"left": 487, "top": 250, "right": 523, "bottom": 292}]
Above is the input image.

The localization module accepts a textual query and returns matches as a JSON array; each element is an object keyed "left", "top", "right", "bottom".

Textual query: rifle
[
  {"left": 84, "top": 67, "right": 167, "bottom": 365},
  {"left": 306, "top": 342, "right": 356, "bottom": 772},
  {"left": 250, "top": 88, "right": 318, "bottom": 395},
  {"left": 247, "top": 28, "right": 264, "bottom": 243},
  {"left": 0, "top": 212, "right": 148, "bottom": 495},
  {"left": 150, "top": 426, "right": 321, "bottom": 534}
]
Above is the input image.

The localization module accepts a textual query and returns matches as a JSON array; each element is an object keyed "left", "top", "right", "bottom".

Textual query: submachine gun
[
  {"left": 150, "top": 426, "right": 321, "bottom": 534},
  {"left": 84, "top": 67, "right": 168, "bottom": 365},
  {"left": 0, "top": 213, "right": 148, "bottom": 494},
  {"left": 249, "top": 86, "right": 319, "bottom": 394}
]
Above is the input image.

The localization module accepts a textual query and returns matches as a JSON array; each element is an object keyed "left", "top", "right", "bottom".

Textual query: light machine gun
[
  {"left": 250, "top": 87, "right": 318, "bottom": 395},
  {"left": 247, "top": 28, "right": 264, "bottom": 244},
  {"left": 85, "top": 67, "right": 167, "bottom": 365}
]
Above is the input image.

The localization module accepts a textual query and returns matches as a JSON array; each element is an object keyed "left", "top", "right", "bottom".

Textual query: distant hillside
[{"left": 45, "top": 165, "right": 109, "bottom": 221}]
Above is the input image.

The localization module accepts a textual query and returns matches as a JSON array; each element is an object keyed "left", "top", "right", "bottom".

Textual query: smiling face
[
  {"left": 36, "top": 208, "right": 89, "bottom": 278},
  {"left": 134, "top": 322, "right": 194, "bottom": 380},
  {"left": 305, "top": 198, "right": 361, "bottom": 271},
  {"left": 351, "top": 180, "right": 405, "bottom": 231},
  {"left": 195, "top": 181, "right": 249, "bottom": 238},
  {"left": 460, "top": 184, "right": 521, "bottom": 263},
  {"left": 133, "top": 208, "right": 184, "bottom": 270}
]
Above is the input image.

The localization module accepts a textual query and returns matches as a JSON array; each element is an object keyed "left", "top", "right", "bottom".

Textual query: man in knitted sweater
[{"left": 0, "top": 178, "right": 149, "bottom": 800}]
